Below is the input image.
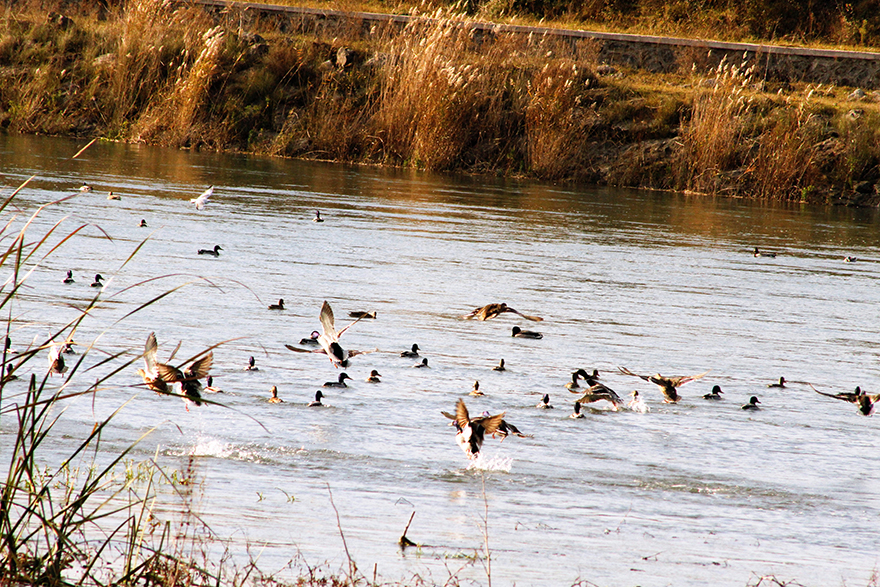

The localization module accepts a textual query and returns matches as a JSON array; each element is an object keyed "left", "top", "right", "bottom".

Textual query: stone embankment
[{"left": 193, "top": 0, "right": 880, "bottom": 88}]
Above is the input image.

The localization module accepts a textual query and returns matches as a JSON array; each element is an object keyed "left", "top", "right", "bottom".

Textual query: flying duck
[
  {"left": 511, "top": 326, "right": 543, "bottom": 339},
  {"left": 191, "top": 186, "right": 213, "bottom": 210},
  {"left": 198, "top": 245, "right": 223, "bottom": 257},
  {"left": 156, "top": 351, "right": 213, "bottom": 411},
  {"left": 536, "top": 394, "right": 553, "bottom": 409},
  {"left": 63, "top": 270, "right": 75, "bottom": 284},
  {"left": 493, "top": 359, "right": 506, "bottom": 372},
  {"left": 268, "top": 386, "right": 283, "bottom": 403},
  {"left": 573, "top": 383, "right": 623, "bottom": 411},
  {"left": 491, "top": 415, "right": 532, "bottom": 441},
  {"left": 400, "top": 344, "right": 420, "bottom": 358},
  {"left": 742, "top": 396, "right": 761, "bottom": 410},
  {"left": 462, "top": 303, "right": 543, "bottom": 322},
  {"left": 268, "top": 299, "right": 285, "bottom": 310},
  {"left": 365, "top": 369, "right": 381, "bottom": 383},
  {"left": 323, "top": 373, "right": 352, "bottom": 388},
  {"left": 703, "top": 385, "right": 724, "bottom": 400},
  {"left": 136, "top": 332, "right": 168, "bottom": 394},
  {"left": 284, "top": 302, "right": 373, "bottom": 367},
  {"left": 441, "top": 399, "right": 505, "bottom": 460},
  {"left": 812, "top": 384, "right": 863, "bottom": 403},
  {"left": 618, "top": 366, "right": 710, "bottom": 403}
]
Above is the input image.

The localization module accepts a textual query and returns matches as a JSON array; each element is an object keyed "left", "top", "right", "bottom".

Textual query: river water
[{"left": 1, "top": 133, "right": 879, "bottom": 587}]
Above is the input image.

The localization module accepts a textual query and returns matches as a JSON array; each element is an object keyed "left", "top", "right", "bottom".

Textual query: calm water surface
[{"left": 1, "top": 134, "right": 880, "bottom": 586}]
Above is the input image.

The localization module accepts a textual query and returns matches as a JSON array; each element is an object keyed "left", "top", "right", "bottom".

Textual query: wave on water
[{"left": 467, "top": 454, "right": 513, "bottom": 473}]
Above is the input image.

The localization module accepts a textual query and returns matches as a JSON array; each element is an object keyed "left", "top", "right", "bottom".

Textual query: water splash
[
  {"left": 189, "top": 437, "right": 232, "bottom": 458},
  {"left": 467, "top": 453, "right": 513, "bottom": 472}
]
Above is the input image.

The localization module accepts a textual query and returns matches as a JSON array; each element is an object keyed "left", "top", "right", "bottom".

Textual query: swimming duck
[
  {"left": 844, "top": 256, "right": 858, "bottom": 263},
  {"left": 284, "top": 301, "right": 372, "bottom": 368},
  {"left": 90, "top": 274, "right": 104, "bottom": 287},
  {"left": 47, "top": 342, "right": 67, "bottom": 376},
  {"left": 107, "top": 191, "right": 120, "bottom": 200},
  {"left": 62, "top": 270, "right": 75, "bottom": 284},
  {"left": 136, "top": 332, "right": 168, "bottom": 395},
  {"left": 244, "top": 356, "right": 259, "bottom": 371},
  {"left": 703, "top": 385, "right": 724, "bottom": 400},
  {"left": 348, "top": 311, "right": 376, "bottom": 319},
  {"left": 191, "top": 186, "right": 213, "bottom": 210},
  {"left": 742, "top": 396, "right": 761, "bottom": 410},
  {"left": 413, "top": 358, "right": 430, "bottom": 368},
  {"left": 627, "top": 390, "right": 650, "bottom": 413},
  {"left": 618, "top": 366, "right": 710, "bottom": 403},
  {"left": 462, "top": 303, "right": 543, "bottom": 322},
  {"left": 574, "top": 383, "right": 623, "bottom": 411},
  {"left": 441, "top": 399, "right": 505, "bottom": 460},
  {"left": 753, "top": 247, "right": 777, "bottom": 258},
  {"left": 198, "top": 245, "right": 223, "bottom": 257},
  {"left": 511, "top": 326, "right": 543, "bottom": 339},
  {"left": 79, "top": 183, "right": 93, "bottom": 192},
  {"left": 365, "top": 369, "right": 381, "bottom": 383},
  {"left": 767, "top": 377, "right": 786, "bottom": 388},
  {"left": 323, "top": 372, "right": 352, "bottom": 388},
  {"left": 493, "top": 359, "right": 506, "bottom": 372},
  {"left": 299, "top": 331, "right": 321, "bottom": 345},
  {"left": 1, "top": 364, "right": 18, "bottom": 383},
  {"left": 268, "top": 299, "right": 285, "bottom": 310},
  {"left": 569, "top": 402, "right": 585, "bottom": 418},
  {"left": 203, "top": 375, "right": 223, "bottom": 393},
  {"left": 536, "top": 394, "right": 553, "bottom": 409},
  {"left": 139, "top": 219, "right": 148, "bottom": 227},
  {"left": 313, "top": 210, "right": 324, "bottom": 222},
  {"left": 565, "top": 369, "right": 588, "bottom": 390},
  {"left": 268, "top": 385, "right": 283, "bottom": 403},
  {"left": 469, "top": 380, "right": 484, "bottom": 396},
  {"left": 308, "top": 390, "right": 324, "bottom": 407},
  {"left": 61, "top": 342, "right": 75, "bottom": 354},
  {"left": 156, "top": 351, "right": 213, "bottom": 411},
  {"left": 400, "top": 344, "right": 420, "bottom": 358}
]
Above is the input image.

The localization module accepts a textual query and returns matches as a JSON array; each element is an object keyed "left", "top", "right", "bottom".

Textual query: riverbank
[{"left": 2, "top": 0, "right": 879, "bottom": 205}]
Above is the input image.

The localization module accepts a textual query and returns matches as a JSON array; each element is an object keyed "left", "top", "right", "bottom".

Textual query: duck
[
  {"left": 62, "top": 270, "right": 75, "bottom": 284},
  {"left": 767, "top": 377, "right": 786, "bottom": 388},
  {"left": 139, "top": 219, "right": 148, "bottom": 227},
  {"left": 536, "top": 394, "right": 553, "bottom": 409},
  {"left": 268, "top": 299, "right": 285, "bottom": 310},
  {"left": 412, "top": 358, "right": 430, "bottom": 368},
  {"left": 400, "top": 344, "right": 420, "bottom": 358},
  {"left": 857, "top": 393, "right": 879, "bottom": 416},
  {"left": 135, "top": 332, "right": 168, "bottom": 395},
  {"left": 492, "top": 415, "right": 531, "bottom": 441},
  {"left": 753, "top": 247, "right": 777, "bottom": 258},
  {"left": 441, "top": 399, "right": 505, "bottom": 460},
  {"left": 511, "top": 326, "right": 543, "bottom": 339},
  {"left": 702, "top": 385, "right": 724, "bottom": 400},
  {"left": 812, "top": 384, "right": 862, "bottom": 403},
  {"left": 627, "top": 390, "right": 650, "bottom": 413},
  {"left": 493, "top": 359, "right": 506, "bottom": 372},
  {"left": 299, "top": 331, "right": 320, "bottom": 345},
  {"left": 469, "top": 380, "right": 484, "bottom": 396},
  {"left": 323, "top": 372, "right": 352, "bottom": 388},
  {"left": 107, "top": 191, "right": 120, "bottom": 200},
  {"left": 244, "top": 356, "right": 259, "bottom": 371},
  {"left": 198, "top": 245, "right": 223, "bottom": 257},
  {"left": 1, "top": 364, "right": 18, "bottom": 383},
  {"left": 618, "top": 366, "right": 710, "bottom": 403},
  {"left": 844, "top": 256, "right": 858, "bottom": 263},
  {"left": 742, "top": 396, "right": 761, "bottom": 410},
  {"left": 47, "top": 342, "right": 67, "bottom": 376},
  {"left": 268, "top": 386, "right": 283, "bottom": 403},
  {"left": 348, "top": 311, "right": 376, "bottom": 319},
  {"left": 61, "top": 342, "right": 76, "bottom": 354},
  {"left": 203, "top": 375, "right": 223, "bottom": 393},
  {"left": 365, "top": 369, "right": 381, "bottom": 383},
  {"left": 569, "top": 402, "right": 585, "bottom": 419},
  {"left": 90, "top": 274, "right": 104, "bottom": 287},
  {"left": 79, "top": 183, "right": 93, "bottom": 192},
  {"left": 190, "top": 186, "right": 213, "bottom": 210},
  {"left": 462, "top": 302, "right": 543, "bottom": 322},
  {"left": 574, "top": 383, "right": 623, "bottom": 411},
  {"left": 565, "top": 369, "right": 588, "bottom": 390},
  {"left": 156, "top": 351, "right": 213, "bottom": 411},
  {"left": 313, "top": 210, "right": 324, "bottom": 222},
  {"left": 284, "top": 301, "right": 372, "bottom": 368},
  {"left": 308, "top": 390, "right": 324, "bottom": 407}
]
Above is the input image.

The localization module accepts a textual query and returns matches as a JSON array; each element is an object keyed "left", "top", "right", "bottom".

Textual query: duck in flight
[
  {"left": 156, "top": 351, "right": 213, "bottom": 411},
  {"left": 284, "top": 301, "right": 372, "bottom": 368},
  {"left": 618, "top": 366, "right": 710, "bottom": 403},
  {"left": 463, "top": 302, "right": 543, "bottom": 322},
  {"left": 191, "top": 186, "right": 213, "bottom": 210},
  {"left": 136, "top": 332, "right": 168, "bottom": 395},
  {"left": 573, "top": 383, "right": 623, "bottom": 411},
  {"left": 198, "top": 245, "right": 223, "bottom": 257},
  {"left": 441, "top": 399, "right": 505, "bottom": 460},
  {"left": 811, "top": 384, "right": 878, "bottom": 416}
]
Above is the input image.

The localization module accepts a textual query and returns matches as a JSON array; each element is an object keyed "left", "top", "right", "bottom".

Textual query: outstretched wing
[
  {"left": 319, "top": 301, "right": 338, "bottom": 341},
  {"left": 666, "top": 370, "right": 711, "bottom": 387},
  {"left": 285, "top": 344, "right": 326, "bottom": 354},
  {"left": 144, "top": 332, "right": 159, "bottom": 373},
  {"left": 506, "top": 308, "right": 543, "bottom": 322},
  {"left": 191, "top": 186, "right": 213, "bottom": 210},
  {"left": 455, "top": 398, "right": 471, "bottom": 428},
  {"left": 476, "top": 412, "right": 506, "bottom": 436},
  {"left": 185, "top": 351, "right": 213, "bottom": 379},
  {"left": 618, "top": 366, "right": 651, "bottom": 382}
]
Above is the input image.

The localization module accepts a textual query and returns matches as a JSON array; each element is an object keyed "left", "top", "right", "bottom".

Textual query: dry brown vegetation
[{"left": 1, "top": 0, "right": 879, "bottom": 203}]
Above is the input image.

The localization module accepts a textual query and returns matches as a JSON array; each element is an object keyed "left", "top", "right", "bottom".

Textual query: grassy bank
[{"left": 1, "top": 0, "right": 879, "bottom": 204}]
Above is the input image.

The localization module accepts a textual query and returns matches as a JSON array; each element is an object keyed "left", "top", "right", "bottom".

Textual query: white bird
[
  {"left": 628, "top": 390, "right": 650, "bottom": 413},
  {"left": 48, "top": 341, "right": 67, "bottom": 376},
  {"left": 190, "top": 186, "right": 214, "bottom": 210},
  {"left": 284, "top": 301, "right": 373, "bottom": 367},
  {"left": 136, "top": 332, "right": 168, "bottom": 394}
]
